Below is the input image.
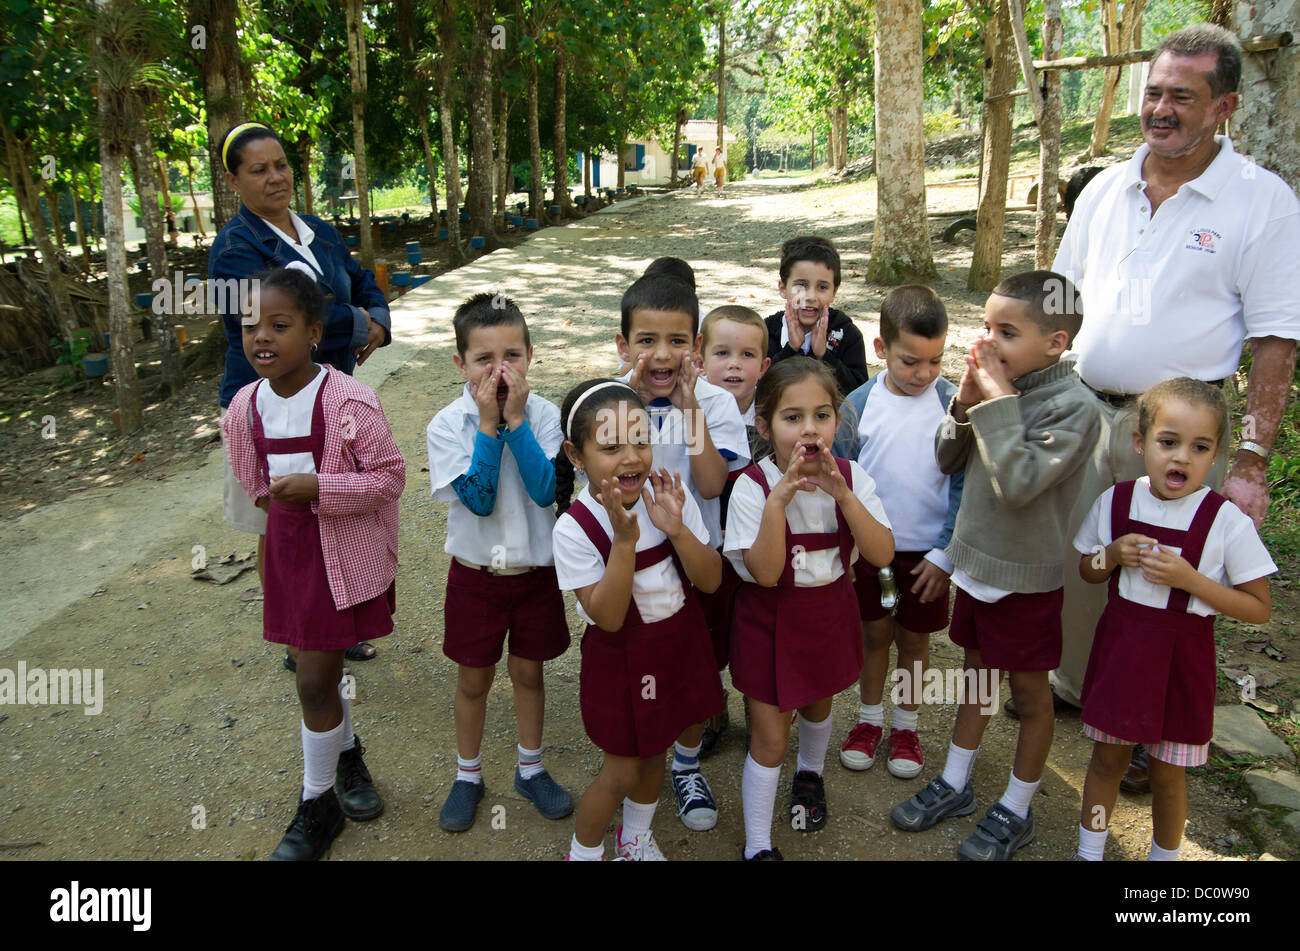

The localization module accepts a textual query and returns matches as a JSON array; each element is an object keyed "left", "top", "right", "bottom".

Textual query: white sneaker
[{"left": 616, "top": 824, "right": 667, "bottom": 861}]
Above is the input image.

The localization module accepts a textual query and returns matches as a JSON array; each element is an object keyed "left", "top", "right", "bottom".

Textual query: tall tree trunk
[
  {"left": 584, "top": 148, "right": 591, "bottom": 199},
  {"left": 495, "top": 89, "right": 510, "bottom": 215},
  {"left": 868, "top": 0, "right": 937, "bottom": 284},
  {"left": 466, "top": 0, "right": 497, "bottom": 247},
  {"left": 826, "top": 110, "right": 839, "bottom": 171},
  {"left": 130, "top": 111, "right": 182, "bottom": 394},
  {"left": 416, "top": 113, "right": 439, "bottom": 217},
  {"left": 1035, "top": 0, "right": 1064, "bottom": 268},
  {"left": 810, "top": 128, "right": 816, "bottom": 169},
  {"left": 71, "top": 180, "right": 92, "bottom": 273},
  {"left": 297, "top": 133, "right": 316, "bottom": 215},
  {"left": 192, "top": 0, "right": 245, "bottom": 230},
  {"left": 95, "top": 21, "right": 143, "bottom": 432},
  {"left": 44, "top": 184, "right": 65, "bottom": 249},
  {"left": 1234, "top": 0, "right": 1300, "bottom": 193},
  {"left": 617, "top": 139, "right": 626, "bottom": 188},
  {"left": 526, "top": 54, "right": 544, "bottom": 221},
  {"left": 84, "top": 166, "right": 99, "bottom": 246},
  {"left": 669, "top": 108, "right": 684, "bottom": 185},
  {"left": 716, "top": 11, "right": 726, "bottom": 149},
  {"left": 344, "top": 0, "right": 375, "bottom": 268},
  {"left": 436, "top": 0, "right": 466, "bottom": 264},
  {"left": 969, "top": 0, "right": 1017, "bottom": 292},
  {"left": 184, "top": 150, "right": 207, "bottom": 236},
  {"left": 552, "top": 46, "right": 574, "bottom": 217},
  {"left": 835, "top": 103, "right": 849, "bottom": 167},
  {"left": 2, "top": 125, "right": 77, "bottom": 346},
  {"left": 1087, "top": 0, "right": 1147, "bottom": 159},
  {"left": 17, "top": 200, "right": 29, "bottom": 245},
  {"left": 155, "top": 151, "right": 174, "bottom": 227}
]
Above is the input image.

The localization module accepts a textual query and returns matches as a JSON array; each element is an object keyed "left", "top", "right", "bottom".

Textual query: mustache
[{"left": 1146, "top": 116, "right": 1179, "bottom": 129}]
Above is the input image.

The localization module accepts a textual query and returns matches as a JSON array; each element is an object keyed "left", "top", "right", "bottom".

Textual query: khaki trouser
[{"left": 1051, "top": 397, "right": 1228, "bottom": 706}]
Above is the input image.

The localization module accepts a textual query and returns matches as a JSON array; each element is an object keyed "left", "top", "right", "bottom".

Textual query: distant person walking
[
  {"left": 712, "top": 147, "right": 727, "bottom": 193},
  {"left": 692, "top": 149, "right": 709, "bottom": 194}
]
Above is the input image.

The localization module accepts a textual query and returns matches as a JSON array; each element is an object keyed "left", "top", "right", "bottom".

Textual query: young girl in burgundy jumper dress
[
  {"left": 1074, "top": 378, "right": 1274, "bottom": 861},
  {"left": 725, "top": 358, "right": 894, "bottom": 860},
  {"left": 551, "top": 380, "right": 723, "bottom": 861},
  {"left": 223, "top": 268, "right": 405, "bottom": 861}
]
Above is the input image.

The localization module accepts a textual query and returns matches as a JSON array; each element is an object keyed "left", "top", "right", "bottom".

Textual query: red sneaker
[
  {"left": 886, "top": 728, "right": 924, "bottom": 779},
  {"left": 839, "top": 722, "right": 884, "bottom": 771}
]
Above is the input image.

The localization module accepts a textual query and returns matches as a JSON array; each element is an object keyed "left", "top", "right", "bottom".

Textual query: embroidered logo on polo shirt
[{"left": 1186, "top": 229, "right": 1220, "bottom": 253}]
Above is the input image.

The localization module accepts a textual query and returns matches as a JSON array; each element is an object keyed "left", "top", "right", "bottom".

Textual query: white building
[
  {"left": 118, "top": 192, "right": 218, "bottom": 247},
  {"left": 585, "top": 120, "right": 738, "bottom": 188}
]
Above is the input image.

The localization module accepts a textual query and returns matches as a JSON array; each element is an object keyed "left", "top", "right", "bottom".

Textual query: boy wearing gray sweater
[{"left": 890, "top": 271, "right": 1099, "bottom": 861}]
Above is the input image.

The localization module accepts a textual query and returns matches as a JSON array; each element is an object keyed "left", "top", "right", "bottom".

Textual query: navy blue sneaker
[
  {"left": 957, "top": 804, "right": 1035, "bottom": 861},
  {"left": 514, "top": 767, "right": 574, "bottom": 820},
  {"left": 438, "top": 779, "right": 485, "bottom": 832},
  {"left": 673, "top": 767, "right": 719, "bottom": 831},
  {"left": 891, "top": 776, "right": 976, "bottom": 831}
]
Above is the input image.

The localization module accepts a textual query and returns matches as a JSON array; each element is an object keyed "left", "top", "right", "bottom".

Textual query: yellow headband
[{"left": 222, "top": 122, "right": 271, "bottom": 172}]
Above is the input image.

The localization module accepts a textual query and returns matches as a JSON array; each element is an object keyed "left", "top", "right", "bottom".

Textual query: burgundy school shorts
[
  {"left": 696, "top": 557, "right": 742, "bottom": 671},
  {"left": 443, "top": 560, "right": 571, "bottom": 668},
  {"left": 855, "top": 550, "right": 951, "bottom": 634},
  {"left": 948, "top": 586, "right": 1063, "bottom": 672}
]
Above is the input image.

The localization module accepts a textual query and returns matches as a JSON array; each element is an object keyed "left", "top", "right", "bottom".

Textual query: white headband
[{"left": 566, "top": 381, "right": 638, "bottom": 437}]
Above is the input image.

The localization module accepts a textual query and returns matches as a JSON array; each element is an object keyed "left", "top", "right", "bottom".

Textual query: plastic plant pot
[
  {"left": 524, "top": 219, "right": 539, "bottom": 230},
  {"left": 407, "top": 252, "right": 422, "bottom": 266},
  {"left": 392, "top": 272, "right": 412, "bottom": 287},
  {"left": 82, "top": 354, "right": 109, "bottom": 378},
  {"left": 405, "top": 241, "right": 420, "bottom": 251},
  {"left": 411, "top": 275, "right": 431, "bottom": 288},
  {"left": 469, "top": 236, "right": 486, "bottom": 249},
  {"left": 438, "top": 228, "right": 449, "bottom": 240},
  {"left": 134, "top": 292, "right": 153, "bottom": 309}
]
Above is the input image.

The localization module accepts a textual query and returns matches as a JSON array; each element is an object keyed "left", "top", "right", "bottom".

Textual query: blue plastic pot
[
  {"left": 405, "top": 241, "right": 421, "bottom": 251},
  {"left": 391, "top": 272, "right": 412, "bottom": 287},
  {"left": 407, "top": 252, "right": 422, "bottom": 266},
  {"left": 437, "top": 228, "right": 449, "bottom": 240},
  {"left": 411, "top": 275, "right": 431, "bottom": 288},
  {"left": 82, "top": 354, "right": 109, "bottom": 378},
  {"left": 524, "top": 219, "right": 539, "bottom": 230},
  {"left": 469, "top": 236, "right": 485, "bottom": 249},
  {"left": 345, "top": 236, "right": 358, "bottom": 247},
  {"left": 134, "top": 292, "right": 153, "bottom": 309}
]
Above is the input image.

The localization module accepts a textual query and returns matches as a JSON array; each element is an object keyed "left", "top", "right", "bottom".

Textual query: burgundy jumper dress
[
  {"left": 1080, "top": 480, "right": 1227, "bottom": 746},
  {"left": 729, "top": 458, "right": 864, "bottom": 712},
  {"left": 567, "top": 500, "right": 723, "bottom": 759},
  {"left": 251, "top": 376, "right": 395, "bottom": 651}
]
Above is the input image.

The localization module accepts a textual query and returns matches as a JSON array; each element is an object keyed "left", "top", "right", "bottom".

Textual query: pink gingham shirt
[{"left": 222, "top": 366, "right": 405, "bottom": 610}]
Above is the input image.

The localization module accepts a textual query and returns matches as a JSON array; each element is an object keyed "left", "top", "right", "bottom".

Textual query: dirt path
[{"left": 0, "top": 176, "right": 1293, "bottom": 862}]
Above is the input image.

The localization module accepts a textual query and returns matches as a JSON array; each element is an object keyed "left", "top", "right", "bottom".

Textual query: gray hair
[{"left": 1151, "top": 23, "right": 1242, "bottom": 98}]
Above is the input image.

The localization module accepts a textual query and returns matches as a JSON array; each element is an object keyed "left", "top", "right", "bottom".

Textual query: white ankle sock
[
  {"left": 1078, "top": 823, "right": 1109, "bottom": 861},
  {"left": 742, "top": 753, "right": 782, "bottom": 859},
  {"left": 892, "top": 707, "right": 919, "bottom": 732},
  {"left": 456, "top": 753, "right": 483, "bottom": 785},
  {"left": 673, "top": 740, "right": 702, "bottom": 773},
  {"left": 1149, "top": 838, "right": 1181, "bottom": 861},
  {"left": 301, "top": 719, "right": 346, "bottom": 800},
  {"left": 939, "top": 742, "right": 978, "bottom": 791},
  {"left": 338, "top": 678, "right": 355, "bottom": 751},
  {"left": 517, "top": 744, "right": 544, "bottom": 780},
  {"left": 620, "top": 797, "right": 657, "bottom": 842},
  {"left": 795, "top": 712, "right": 832, "bottom": 775},
  {"left": 859, "top": 702, "right": 884, "bottom": 727},
  {"left": 568, "top": 833, "right": 603, "bottom": 862},
  {"left": 998, "top": 771, "right": 1040, "bottom": 819}
]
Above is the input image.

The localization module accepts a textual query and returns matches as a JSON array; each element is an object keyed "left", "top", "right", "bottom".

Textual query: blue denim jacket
[{"left": 212, "top": 205, "right": 391, "bottom": 407}]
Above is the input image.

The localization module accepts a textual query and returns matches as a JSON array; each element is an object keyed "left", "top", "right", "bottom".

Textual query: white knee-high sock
[
  {"left": 620, "top": 797, "right": 658, "bottom": 841},
  {"left": 940, "top": 742, "right": 978, "bottom": 790},
  {"left": 795, "top": 712, "right": 833, "bottom": 775},
  {"left": 997, "top": 770, "right": 1040, "bottom": 819},
  {"left": 338, "top": 677, "right": 355, "bottom": 751},
  {"left": 1149, "top": 838, "right": 1181, "bottom": 861},
  {"left": 1077, "top": 824, "right": 1108, "bottom": 861},
  {"left": 568, "top": 833, "right": 603, "bottom": 862},
  {"left": 301, "top": 719, "right": 347, "bottom": 800},
  {"left": 742, "top": 753, "right": 782, "bottom": 859}
]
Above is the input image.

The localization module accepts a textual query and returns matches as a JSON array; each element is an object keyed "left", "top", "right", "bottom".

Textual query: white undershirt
[
  {"left": 264, "top": 212, "right": 323, "bottom": 276},
  {"left": 256, "top": 365, "right": 326, "bottom": 478}
]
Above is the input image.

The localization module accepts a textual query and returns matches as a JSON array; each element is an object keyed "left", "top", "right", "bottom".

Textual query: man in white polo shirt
[{"left": 1037, "top": 24, "right": 1300, "bottom": 787}]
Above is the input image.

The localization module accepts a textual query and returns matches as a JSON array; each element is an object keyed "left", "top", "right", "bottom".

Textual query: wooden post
[
  {"left": 1008, "top": 0, "right": 1044, "bottom": 124},
  {"left": 969, "top": 0, "right": 1017, "bottom": 292},
  {"left": 1036, "top": 0, "right": 1063, "bottom": 269}
]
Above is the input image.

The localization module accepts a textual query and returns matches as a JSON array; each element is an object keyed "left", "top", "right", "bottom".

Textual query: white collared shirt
[
  {"left": 724, "top": 456, "right": 891, "bottom": 586},
  {"left": 264, "top": 211, "right": 323, "bottom": 276},
  {"left": 256, "top": 364, "right": 327, "bottom": 477},
  {"left": 614, "top": 372, "right": 750, "bottom": 549},
  {"left": 552, "top": 484, "right": 710, "bottom": 625},
  {"left": 427, "top": 384, "right": 564, "bottom": 568},
  {"left": 1073, "top": 477, "right": 1276, "bottom": 616},
  {"left": 1054, "top": 136, "right": 1300, "bottom": 394}
]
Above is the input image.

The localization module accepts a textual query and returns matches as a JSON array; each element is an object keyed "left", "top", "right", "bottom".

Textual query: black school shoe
[
  {"left": 269, "top": 788, "right": 347, "bottom": 861},
  {"left": 335, "top": 735, "right": 384, "bottom": 821},
  {"left": 790, "top": 770, "right": 828, "bottom": 831},
  {"left": 744, "top": 846, "right": 784, "bottom": 861}
]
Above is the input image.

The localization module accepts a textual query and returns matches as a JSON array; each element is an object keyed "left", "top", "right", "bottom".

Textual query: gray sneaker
[
  {"left": 891, "top": 776, "right": 976, "bottom": 831},
  {"left": 514, "top": 767, "right": 574, "bottom": 820},
  {"left": 957, "top": 803, "right": 1035, "bottom": 861}
]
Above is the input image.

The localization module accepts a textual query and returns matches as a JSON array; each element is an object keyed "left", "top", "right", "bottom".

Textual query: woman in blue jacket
[{"left": 212, "top": 121, "right": 392, "bottom": 666}]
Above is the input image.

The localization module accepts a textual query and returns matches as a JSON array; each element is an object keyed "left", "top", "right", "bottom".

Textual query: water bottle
[{"left": 878, "top": 565, "right": 899, "bottom": 614}]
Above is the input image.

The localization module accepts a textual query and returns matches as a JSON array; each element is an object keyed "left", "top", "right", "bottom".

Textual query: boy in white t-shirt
[
  {"left": 615, "top": 274, "right": 750, "bottom": 832},
  {"left": 833, "top": 286, "right": 963, "bottom": 780},
  {"left": 426, "top": 293, "right": 574, "bottom": 834}
]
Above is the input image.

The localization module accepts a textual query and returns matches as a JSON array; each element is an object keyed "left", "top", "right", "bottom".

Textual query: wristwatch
[{"left": 1238, "top": 440, "right": 1270, "bottom": 460}]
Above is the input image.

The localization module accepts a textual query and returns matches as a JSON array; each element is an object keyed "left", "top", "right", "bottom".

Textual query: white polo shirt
[
  {"left": 552, "top": 484, "right": 710, "bottom": 625},
  {"left": 264, "top": 211, "right": 323, "bottom": 276},
  {"left": 1073, "top": 478, "right": 1276, "bottom": 616},
  {"left": 427, "top": 385, "right": 563, "bottom": 568},
  {"left": 724, "top": 457, "right": 891, "bottom": 587},
  {"left": 1054, "top": 136, "right": 1300, "bottom": 394}
]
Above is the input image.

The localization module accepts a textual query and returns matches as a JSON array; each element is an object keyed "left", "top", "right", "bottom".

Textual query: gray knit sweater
[{"left": 935, "top": 358, "right": 1100, "bottom": 593}]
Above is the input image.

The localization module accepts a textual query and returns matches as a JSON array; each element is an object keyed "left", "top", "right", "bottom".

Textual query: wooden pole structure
[
  {"left": 1008, "top": 0, "right": 1044, "bottom": 124},
  {"left": 969, "top": 0, "right": 1018, "bottom": 292},
  {"left": 1035, "top": 0, "right": 1063, "bottom": 268},
  {"left": 1033, "top": 33, "right": 1291, "bottom": 71}
]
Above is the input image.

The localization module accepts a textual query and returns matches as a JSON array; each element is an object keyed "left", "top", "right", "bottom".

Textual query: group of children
[{"left": 222, "top": 234, "right": 1276, "bottom": 863}]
